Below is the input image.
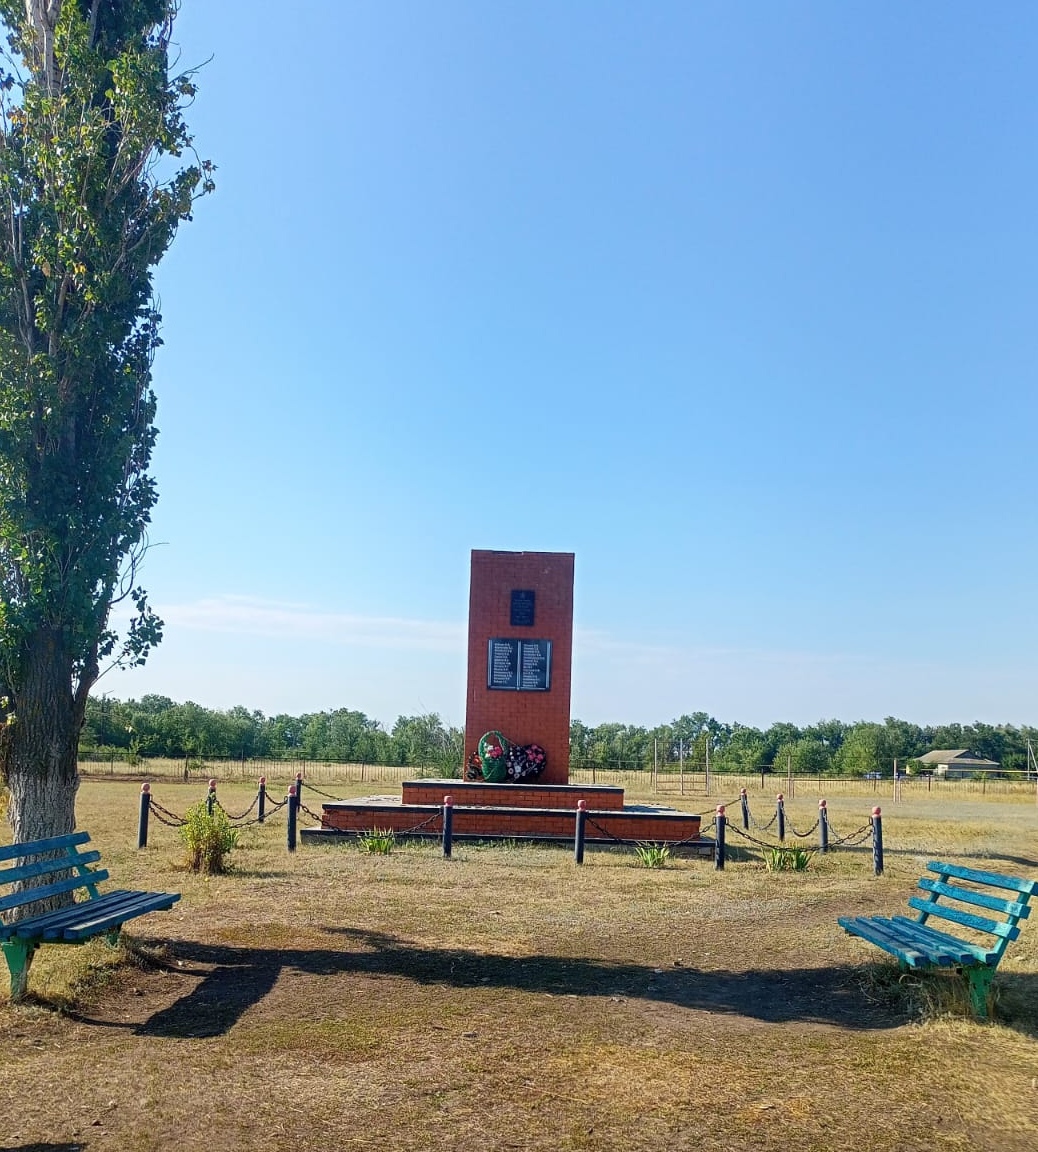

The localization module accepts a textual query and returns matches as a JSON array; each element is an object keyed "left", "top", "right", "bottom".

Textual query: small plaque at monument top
[{"left": 510, "top": 589, "right": 535, "bottom": 627}]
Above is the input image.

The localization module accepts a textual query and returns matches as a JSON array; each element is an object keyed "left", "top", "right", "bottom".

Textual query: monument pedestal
[{"left": 304, "top": 779, "right": 706, "bottom": 849}]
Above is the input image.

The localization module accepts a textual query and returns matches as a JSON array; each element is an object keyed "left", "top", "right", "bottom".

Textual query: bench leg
[
  {"left": 2, "top": 939, "right": 38, "bottom": 1002},
  {"left": 965, "top": 966, "right": 996, "bottom": 1019}
]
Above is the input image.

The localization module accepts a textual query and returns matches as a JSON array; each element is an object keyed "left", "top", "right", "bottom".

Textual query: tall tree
[{"left": 0, "top": 1, "right": 211, "bottom": 841}]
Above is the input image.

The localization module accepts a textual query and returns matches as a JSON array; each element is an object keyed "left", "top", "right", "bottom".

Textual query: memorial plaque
[
  {"left": 488, "top": 638, "right": 551, "bottom": 691},
  {"left": 510, "top": 589, "right": 536, "bottom": 627},
  {"left": 487, "top": 638, "right": 519, "bottom": 690},
  {"left": 519, "top": 638, "right": 552, "bottom": 691}
]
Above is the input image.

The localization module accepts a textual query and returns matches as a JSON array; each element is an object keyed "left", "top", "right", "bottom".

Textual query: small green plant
[
  {"left": 634, "top": 842, "right": 671, "bottom": 869},
  {"left": 359, "top": 828, "right": 396, "bottom": 855},
  {"left": 762, "top": 845, "right": 814, "bottom": 872},
  {"left": 179, "top": 801, "right": 239, "bottom": 873}
]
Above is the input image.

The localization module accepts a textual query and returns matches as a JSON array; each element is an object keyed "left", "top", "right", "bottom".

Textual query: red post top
[
  {"left": 141, "top": 782, "right": 150, "bottom": 793},
  {"left": 443, "top": 795, "right": 454, "bottom": 807}
]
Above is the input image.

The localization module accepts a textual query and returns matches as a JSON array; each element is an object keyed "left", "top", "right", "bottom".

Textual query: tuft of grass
[
  {"left": 762, "top": 846, "right": 814, "bottom": 872},
  {"left": 358, "top": 827, "right": 396, "bottom": 855},
  {"left": 634, "top": 842, "right": 671, "bottom": 869}
]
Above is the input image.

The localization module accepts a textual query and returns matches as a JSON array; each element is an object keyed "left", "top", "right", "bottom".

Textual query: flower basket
[{"left": 478, "top": 730, "right": 511, "bottom": 782}]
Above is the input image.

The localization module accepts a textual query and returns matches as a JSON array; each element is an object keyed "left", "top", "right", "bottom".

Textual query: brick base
[
  {"left": 401, "top": 779, "right": 625, "bottom": 811},
  {"left": 310, "top": 796, "right": 703, "bottom": 846}
]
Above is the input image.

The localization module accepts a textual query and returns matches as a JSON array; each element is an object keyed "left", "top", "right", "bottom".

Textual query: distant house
[{"left": 914, "top": 749, "right": 1001, "bottom": 779}]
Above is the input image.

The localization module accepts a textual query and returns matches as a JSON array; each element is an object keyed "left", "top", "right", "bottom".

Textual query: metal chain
[
  {"left": 147, "top": 798, "right": 186, "bottom": 827},
  {"left": 750, "top": 811, "right": 778, "bottom": 832},
  {"left": 827, "top": 822, "right": 873, "bottom": 848},
  {"left": 297, "top": 802, "right": 326, "bottom": 826},
  {"left": 784, "top": 817, "right": 820, "bottom": 839},
  {"left": 724, "top": 822, "right": 786, "bottom": 851},
  {"left": 215, "top": 795, "right": 259, "bottom": 822},
  {"left": 233, "top": 798, "right": 289, "bottom": 828},
  {"left": 296, "top": 781, "right": 349, "bottom": 801},
  {"left": 584, "top": 814, "right": 715, "bottom": 849},
  {"left": 397, "top": 810, "right": 444, "bottom": 836}
]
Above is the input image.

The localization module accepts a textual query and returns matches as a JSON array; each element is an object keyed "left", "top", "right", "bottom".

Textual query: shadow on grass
[
  {"left": 1, "top": 1144, "right": 84, "bottom": 1151},
  {"left": 94, "top": 926, "right": 958, "bottom": 1039}
]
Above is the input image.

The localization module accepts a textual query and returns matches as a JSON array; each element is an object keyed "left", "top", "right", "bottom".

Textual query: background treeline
[{"left": 80, "top": 697, "right": 1038, "bottom": 777}]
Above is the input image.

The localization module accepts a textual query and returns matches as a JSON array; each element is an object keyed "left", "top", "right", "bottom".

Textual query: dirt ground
[{"left": 2, "top": 781, "right": 1037, "bottom": 1152}]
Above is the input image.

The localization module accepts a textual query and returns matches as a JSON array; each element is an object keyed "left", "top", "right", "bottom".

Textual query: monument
[
  {"left": 464, "top": 549, "right": 574, "bottom": 785},
  {"left": 305, "top": 550, "right": 704, "bottom": 848}
]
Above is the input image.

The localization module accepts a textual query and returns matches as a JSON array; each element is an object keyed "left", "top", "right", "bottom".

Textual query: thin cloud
[{"left": 150, "top": 595, "right": 466, "bottom": 652}]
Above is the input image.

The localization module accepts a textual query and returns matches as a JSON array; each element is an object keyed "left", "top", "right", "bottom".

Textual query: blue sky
[{"left": 108, "top": 1, "right": 1038, "bottom": 729}]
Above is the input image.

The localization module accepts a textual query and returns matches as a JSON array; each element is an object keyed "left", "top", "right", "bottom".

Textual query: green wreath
[{"left": 478, "top": 730, "right": 510, "bottom": 782}]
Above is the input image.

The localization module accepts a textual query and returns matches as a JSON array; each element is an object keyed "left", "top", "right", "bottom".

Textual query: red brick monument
[
  {"left": 308, "top": 549, "right": 703, "bottom": 847},
  {"left": 464, "top": 549, "right": 574, "bottom": 785}
]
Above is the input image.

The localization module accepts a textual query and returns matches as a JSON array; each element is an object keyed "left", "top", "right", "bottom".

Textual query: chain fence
[{"left": 135, "top": 775, "right": 882, "bottom": 873}]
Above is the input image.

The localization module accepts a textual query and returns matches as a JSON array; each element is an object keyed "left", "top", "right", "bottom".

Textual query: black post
[
  {"left": 819, "top": 799, "right": 829, "bottom": 854},
  {"left": 137, "top": 783, "right": 151, "bottom": 849},
  {"left": 739, "top": 788, "right": 750, "bottom": 830},
  {"left": 872, "top": 806, "right": 883, "bottom": 876},
  {"left": 295, "top": 771, "right": 304, "bottom": 809},
  {"left": 287, "top": 785, "right": 298, "bottom": 852},
  {"left": 574, "top": 801, "right": 588, "bottom": 865},
  {"left": 714, "top": 805, "right": 726, "bottom": 870},
  {"left": 258, "top": 776, "right": 267, "bottom": 824},
  {"left": 442, "top": 795, "right": 454, "bottom": 858},
  {"left": 776, "top": 793, "right": 785, "bottom": 843},
  {"left": 206, "top": 779, "right": 216, "bottom": 818}
]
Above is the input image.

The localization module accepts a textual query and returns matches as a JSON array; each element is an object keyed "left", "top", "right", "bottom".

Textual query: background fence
[{"left": 77, "top": 753, "right": 1038, "bottom": 801}]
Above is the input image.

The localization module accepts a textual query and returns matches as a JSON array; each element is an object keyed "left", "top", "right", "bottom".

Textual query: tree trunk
[{"left": 4, "top": 628, "right": 81, "bottom": 847}]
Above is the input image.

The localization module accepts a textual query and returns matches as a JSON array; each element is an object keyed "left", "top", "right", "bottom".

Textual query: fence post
[
  {"left": 714, "top": 805, "right": 726, "bottom": 871},
  {"left": 818, "top": 799, "right": 828, "bottom": 854},
  {"left": 206, "top": 778, "right": 216, "bottom": 817},
  {"left": 776, "top": 793, "right": 785, "bottom": 843},
  {"left": 137, "top": 783, "right": 151, "bottom": 849},
  {"left": 287, "top": 785, "right": 298, "bottom": 852},
  {"left": 574, "top": 800, "right": 588, "bottom": 865},
  {"left": 295, "top": 771, "right": 304, "bottom": 809},
  {"left": 442, "top": 795, "right": 454, "bottom": 859},
  {"left": 258, "top": 776, "right": 267, "bottom": 824},
  {"left": 871, "top": 806, "right": 883, "bottom": 876},
  {"left": 739, "top": 788, "right": 749, "bottom": 830}
]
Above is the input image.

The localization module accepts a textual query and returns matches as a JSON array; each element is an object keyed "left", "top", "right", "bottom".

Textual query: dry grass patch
[{"left": 0, "top": 779, "right": 1036, "bottom": 1151}]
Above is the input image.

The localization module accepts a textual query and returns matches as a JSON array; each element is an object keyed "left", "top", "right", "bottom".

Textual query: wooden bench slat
[
  {"left": 927, "top": 861, "right": 1038, "bottom": 896},
  {"left": 45, "top": 892, "right": 181, "bottom": 942},
  {"left": 907, "top": 897, "right": 1020, "bottom": 939},
  {"left": 837, "top": 916, "right": 941, "bottom": 967},
  {"left": 917, "top": 877, "right": 1031, "bottom": 920},
  {"left": 0, "top": 850, "right": 103, "bottom": 889},
  {"left": 888, "top": 916, "right": 993, "bottom": 964},
  {"left": 0, "top": 869, "right": 111, "bottom": 919},
  {"left": 0, "top": 832, "right": 91, "bottom": 864},
  {"left": 6, "top": 889, "right": 139, "bottom": 937}
]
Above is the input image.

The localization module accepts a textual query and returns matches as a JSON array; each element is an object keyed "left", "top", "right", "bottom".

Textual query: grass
[{"left": 1, "top": 777, "right": 1037, "bottom": 1151}]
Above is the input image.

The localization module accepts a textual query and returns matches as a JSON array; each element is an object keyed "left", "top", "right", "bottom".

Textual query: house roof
[{"left": 915, "top": 749, "right": 1000, "bottom": 768}]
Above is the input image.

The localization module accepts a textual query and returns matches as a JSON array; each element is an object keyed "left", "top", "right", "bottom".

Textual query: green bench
[
  {"left": 839, "top": 860, "right": 1037, "bottom": 1018},
  {"left": 1, "top": 831, "right": 180, "bottom": 1001}
]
